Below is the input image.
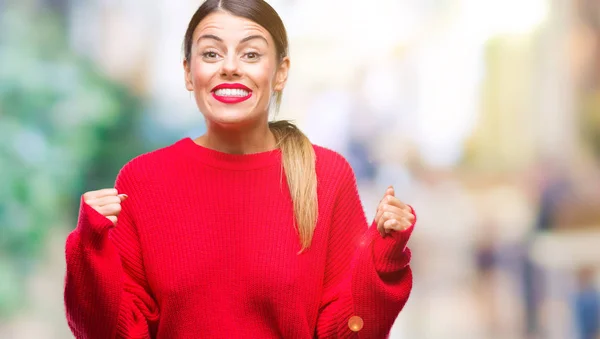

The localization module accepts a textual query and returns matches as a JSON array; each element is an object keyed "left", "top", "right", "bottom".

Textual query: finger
[
  {"left": 385, "top": 195, "right": 408, "bottom": 210},
  {"left": 83, "top": 188, "right": 118, "bottom": 201},
  {"left": 97, "top": 203, "right": 122, "bottom": 216},
  {"left": 375, "top": 197, "right": 388, "bottom": 222},
  {"left": 391, "top": 211, "right": 414, "bottom": 226},
  {"left": 382, "top": 211, "right": 413, "bottom": 231},
  {"left": 375, "top": 194, "right": 397, "bottom": 222},
  {"left": 118, "top": 194, "right": 128, "bottom": 202},
  {"left": 106, "top": 215, "right": 118, "bottom": 226},
  {"left": 382, "top": 212, "right": 398, "bottom": 233},
  {"left": 375, "top": 209, "right": 384, "bottom": 224},
  {"left": 374, "top": 205, "right": 385, "bottom": 224},
  {"left": 384, "top": 218, "right": 410, "bottom": 232},
  {"left": 381, "top": 186, "right": 394, "bottom": 201},
  {"left": 381, "top": 204, "right": 405, "bottom": 217},
  {"left": 387, "top": 186, "right": 395, "bottom": 197},
  {"left": 377, "top": 212, "right": 386, "bottom": 237},
  {"left": 379, "top": 212, "right": 396, "bottom": 235},
  {"left": 389, "top": 218, "right": 412, "bottom": 231},
  {"left": 86, "top": 195, "right": 121, "bottom": 207},
  {"left": 406, "top": 210, "right": 416, "bottom": 223}
]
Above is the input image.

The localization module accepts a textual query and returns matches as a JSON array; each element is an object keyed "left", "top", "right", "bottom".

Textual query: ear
[
  {"left": 273, "top": 56, "right": 290, "bottom": 92},
  {"left": 183, "top": 59, "right": 194, "bottom": 91}
]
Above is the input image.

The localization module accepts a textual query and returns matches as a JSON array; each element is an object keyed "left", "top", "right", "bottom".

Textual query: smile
[{"left": 211, "top": 83, "right": 253, "bottom": 104}]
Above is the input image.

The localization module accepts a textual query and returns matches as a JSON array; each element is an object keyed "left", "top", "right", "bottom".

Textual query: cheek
[
  {"left": 191, "top": 63, "right": 217, "bottom": 88},
  {"left": 248, "top": 63, "right": 276, "bottom": 87}
]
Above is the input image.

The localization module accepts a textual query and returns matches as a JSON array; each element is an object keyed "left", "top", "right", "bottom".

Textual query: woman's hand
[
  {"left": 374, "top": 186, "right": 415, "bottom": 237},
  {"left": 83, "top": 188, "right": 128, "bottom": 226}
]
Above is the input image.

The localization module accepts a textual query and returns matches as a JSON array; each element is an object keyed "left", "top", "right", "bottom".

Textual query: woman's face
[{"left": 184, "top": 11, "right": 289, "bottom": 129}]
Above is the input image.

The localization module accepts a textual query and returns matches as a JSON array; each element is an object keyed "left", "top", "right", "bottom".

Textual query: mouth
[{"left": 211, "top": 83, "right": 253, "bottom": 104}]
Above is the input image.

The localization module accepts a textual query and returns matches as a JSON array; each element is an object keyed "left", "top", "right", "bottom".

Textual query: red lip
[{"left": 211, "top": 83, "right": 253, "bottom": 104}]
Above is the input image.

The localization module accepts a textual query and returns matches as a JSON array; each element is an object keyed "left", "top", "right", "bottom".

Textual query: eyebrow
[{"left": 196, "top": 34, "right": 269, "bottom": 46}]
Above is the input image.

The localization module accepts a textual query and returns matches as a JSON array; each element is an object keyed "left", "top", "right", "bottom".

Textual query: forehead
[{"left": 194, "top": 11, "right": 271, "bottom": 41}]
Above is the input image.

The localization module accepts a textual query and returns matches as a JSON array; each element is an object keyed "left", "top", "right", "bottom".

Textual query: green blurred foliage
[{"left": 0, "top": 5, "right": 145, "bottom": 318}]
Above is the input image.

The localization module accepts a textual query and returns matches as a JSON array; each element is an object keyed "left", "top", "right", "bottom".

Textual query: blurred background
[{"left": 1, "top": 0, "right": 600, "bottom": 338}]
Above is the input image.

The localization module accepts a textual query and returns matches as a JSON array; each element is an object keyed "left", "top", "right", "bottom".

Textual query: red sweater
[{"left": 64, "top": 138, "right": 414, "bottom": 338}]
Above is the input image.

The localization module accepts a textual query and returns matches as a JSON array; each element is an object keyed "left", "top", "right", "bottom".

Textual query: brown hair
[{"left": 183, "top": 0, "right": 318, "bottom": 251}]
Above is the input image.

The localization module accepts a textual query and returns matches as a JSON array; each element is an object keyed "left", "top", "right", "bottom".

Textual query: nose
[{"left": 220, "top": 55, "right": 241, "bottom": 78}]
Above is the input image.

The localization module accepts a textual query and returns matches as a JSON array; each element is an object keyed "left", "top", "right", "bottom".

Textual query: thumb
[
  {"left": 386, "top": 186, "right": 395, "bottom": 197},
  {"left": 380, "top": 186, "right": 394, "bottom": 203},
  {"left": 118, "top": 193, "right": 128, "bottom": 202}
]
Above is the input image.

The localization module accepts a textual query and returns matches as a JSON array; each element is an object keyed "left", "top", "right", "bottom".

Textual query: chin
[{"left": 207, "top": 111, "right": 257, "bottom": 129}]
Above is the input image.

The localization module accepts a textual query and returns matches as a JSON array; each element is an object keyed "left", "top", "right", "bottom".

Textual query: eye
[
  {"left": 244, "top": 52, "right": 261, "bottom": 60},
  {"left": 202, "top": 51, "right": 220, "bottom": 60}
]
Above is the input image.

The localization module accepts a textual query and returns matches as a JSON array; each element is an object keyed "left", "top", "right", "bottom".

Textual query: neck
[{"left": 195, "top": 120, "right": 277, "bottom": 155}]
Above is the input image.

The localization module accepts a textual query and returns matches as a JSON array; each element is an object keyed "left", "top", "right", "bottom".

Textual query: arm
[
  {"left": 315, "top": 162, "right": 414, "bottom": 338},
  {"left": 64, "top": 168, "right": 159, "bottom": 339}
]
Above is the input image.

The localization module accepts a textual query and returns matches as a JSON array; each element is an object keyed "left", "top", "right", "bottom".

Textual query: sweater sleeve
[
  {"left": 315, "top": 161, "right": 414, "bottom": 338},
  {"left": 64, "top": 167, "right": 159, "bottom": 339}
]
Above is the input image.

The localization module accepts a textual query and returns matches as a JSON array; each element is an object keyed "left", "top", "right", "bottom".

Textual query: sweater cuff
[
  {"left": 76, "top": 195, "right": 114, "bottom": 247},
  {"left": 371, "top": 205, "right": 416, "bottom": 273}
]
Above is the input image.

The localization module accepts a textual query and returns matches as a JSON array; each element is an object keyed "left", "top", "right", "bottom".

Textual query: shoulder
[
  {"left": 312, "top": 144, "right": 357, "bottom": 187},
  {"left": 115, "top": 138, "right": 187, "bottom": 185},
  {"left": 312, "top": 144, "right": 363, "bottom": 209},
  {"left": 313, "top": 144, "right": 353, "bottom": 173}
]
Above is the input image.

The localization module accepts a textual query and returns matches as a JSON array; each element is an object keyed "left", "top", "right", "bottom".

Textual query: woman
[{"left": 64, "top": 0, "right": 416, "bottom": 338}]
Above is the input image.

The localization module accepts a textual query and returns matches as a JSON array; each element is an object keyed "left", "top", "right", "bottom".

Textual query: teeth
[{"left": 214, "top": 88, "right": 249, "bottom": 97}]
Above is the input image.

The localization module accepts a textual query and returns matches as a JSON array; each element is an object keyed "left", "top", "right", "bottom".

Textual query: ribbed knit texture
[{"left": 64, "top": 138, "right": 414, "bottom": 339}]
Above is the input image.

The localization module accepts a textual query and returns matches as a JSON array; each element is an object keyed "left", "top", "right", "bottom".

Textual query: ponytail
[{"left": 269, "top": 120, "right": 318, "bottom": 252}]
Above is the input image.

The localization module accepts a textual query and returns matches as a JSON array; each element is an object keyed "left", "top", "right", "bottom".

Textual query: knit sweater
[{"left": 64, "top": 137, "right": 414, "bottom": 339}]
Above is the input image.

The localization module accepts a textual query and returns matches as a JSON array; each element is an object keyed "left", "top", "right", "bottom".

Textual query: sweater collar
[{"left": 179, "top": 137, "right": 281, "bottom": 170}]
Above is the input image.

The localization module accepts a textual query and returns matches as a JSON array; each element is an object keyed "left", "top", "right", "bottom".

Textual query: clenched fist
[
  {"left": 374, "top": 186, "right": 415, "bottom": 237},
  {"left": 83, "top": 188, "right": 128, "bottom": 226}
]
